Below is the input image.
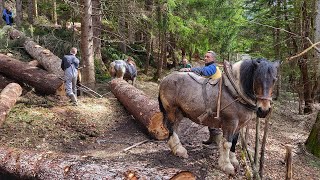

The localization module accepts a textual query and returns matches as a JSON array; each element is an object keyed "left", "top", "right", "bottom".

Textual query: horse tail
[
  {"left": 158, "top": 93, "right": 166, "bottom": 115},
  {"left": 158, "top": 93, "right": 173, "bottom": 137}
]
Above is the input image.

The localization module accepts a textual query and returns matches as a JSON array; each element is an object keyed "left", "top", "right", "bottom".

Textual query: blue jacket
[
  {"left": 190, "top": 62, "right": 217, "bottom": 76},
  {"left": 2, "top": 9, "right": 13, "bottom": 26}
]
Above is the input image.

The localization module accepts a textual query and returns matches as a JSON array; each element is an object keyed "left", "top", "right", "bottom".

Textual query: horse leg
[
  {"left": 218, "top": 133, "right": 235, "bottom": 175},
  {"left": 203, "top": 127, "right": 222, "bottom": 145},
  {"left": 167, "top": 109, "right": 188, "bottom": 158},
  {"left": 230, "top": 132, "right": 240, "bottom": 168}
]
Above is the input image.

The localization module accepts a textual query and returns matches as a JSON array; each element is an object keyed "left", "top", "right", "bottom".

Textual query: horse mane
[{"left": 239, "top": 58, "right": 270, "bottom": 100}]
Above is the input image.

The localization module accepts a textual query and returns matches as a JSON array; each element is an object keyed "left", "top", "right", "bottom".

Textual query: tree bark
[
  {"left": 0, "top": 146, "right": 173, "bottom": 179},
  {"left": 0, "top": 83, "right": 22, "bottom": 126},
  {"left": 81, "top": 0, "right": 95, "bottom": 89},
  {"left": 15, "top": 0, "right": 23, "bottom": 27},
  {"left": 28, "top": 0, "right": 34, "bottom": 24},
  {"left": 0, "top": 74, "right": 14, "bottom": 90},
  {"left": 52, "top": 0, "right": 58, "bottom": 25},
  {"left": 92, "top": 0, "right": 106, "bottom": 72},
  {"left": 9, "top": 28, "right": 64, "bottom": 77},
  {"left": 0, "top": 54, "right": 64, "bottom": 95},
  {"left": 305, "top": 112, "right": 320, "bottom": 158},
  {"left": 110, "top": 79, "right": 169, "bottom": 140}
]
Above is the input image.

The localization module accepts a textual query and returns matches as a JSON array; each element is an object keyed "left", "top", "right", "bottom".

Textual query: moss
[{"left": 305, "top": 112, "right": 320, "bottom": 158}]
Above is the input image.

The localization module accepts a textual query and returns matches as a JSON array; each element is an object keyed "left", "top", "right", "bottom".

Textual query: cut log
[
  {"left": 9, "top": 28, "right": 64, "bottom": 77},
  {"left": 0, "top": 54, "right": 64, "bottom": 95},
  {"left": 0, "top": 146, "right": 176, "bottom": 179},
  {"left": 0, "top": 74, "right": 14, "bottom": 90},
  {"left": 110, "top": 79, "right": 169, "bottom": 140},
  {"left": 170, "top": 171, "right": 196, "bottom": 180},
  {"left": 0, "top": 83, "right": 22, "bottom": 126}
]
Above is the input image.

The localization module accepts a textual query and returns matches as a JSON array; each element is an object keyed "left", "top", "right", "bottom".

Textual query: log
[
  {"left": 9, "top": 28, "right": 64, "bottom": 77},
  {"left": 0, "top": 146, "right": 176, "bottom": 179},
  {"left": 170, "top": 171, "right": 196, "bottom": 180},
  {"left": 0, "top": 83, "right": 22, "bottom": 126},
  {"left": 0, "top": 54, "right": 64, "bottom": 95},
  {"left": 0, "top": 74, "right": 14, "bottom": 90},
  {"left": 110, "top": 79, "right": 169, "bottom": 140}
]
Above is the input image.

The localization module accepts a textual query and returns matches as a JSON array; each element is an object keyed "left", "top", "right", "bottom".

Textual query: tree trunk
[
  {"left": 28, "top": 0, "right": 34, "bottom": 24},
  {"left": 0, "top": 74, "right": 14, "bottom": 90},
  {"left": 92, "top": 0, "right": 106, "bottom": 72},
  {"left": 300, "top": 0, "right": 313, "bottom": 114},
  {"left": 0, "top": 54, "right": 64, "bottom": 95},
  {"left": 52, "top": 0, "right": 57, "bottom": 25},
  {"left": 15, "top": 0, "right": 23, "bottom": 27},
  {"left": 9, "top": 28, "right": 64, "bottom": 77},
  {"left": 144, "top": 32, "right": 152, "bottom": 74},
  {"left": 305, "top": 112, "right": 320, "bottom": 158},
  {"left": 118, "top": 0, "right": 127, "bottom": 53},
  {"left": 33, "top": 0, "right": 38, "bottom": 19},
  {"left": 0, "top": 83, "right": 22, "bottom": 126},
  {"left": 81, "top": 0, "right": 95, "bottom": 89},
  {"left": 0, "top": 146, "right": 174, "bottom": 179},
  {"left": 110, "top": 79, "right": 169, "bottom": 140}
]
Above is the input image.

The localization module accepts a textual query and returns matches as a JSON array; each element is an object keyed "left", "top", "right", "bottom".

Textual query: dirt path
[{"left": 0, "top": 80, "right": 319, "bottom": 179}]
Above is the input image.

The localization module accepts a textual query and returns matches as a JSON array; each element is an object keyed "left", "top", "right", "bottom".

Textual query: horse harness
[{"left": 188, "top": 61, "right": 258, "bottom": 123}]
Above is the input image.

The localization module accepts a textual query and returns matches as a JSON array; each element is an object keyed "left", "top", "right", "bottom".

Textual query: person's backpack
[{"left": 61, "top": 55, "right": 71, "bottom": 70}]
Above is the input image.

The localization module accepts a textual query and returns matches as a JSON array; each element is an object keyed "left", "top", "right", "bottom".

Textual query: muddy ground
[{"left": 0, "top": 76, "right": 319, "bottom": 179}]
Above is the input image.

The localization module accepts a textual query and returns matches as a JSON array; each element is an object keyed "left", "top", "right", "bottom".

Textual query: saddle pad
[{"left": 188, "top": 72, "right": 220, "bottom": 86}]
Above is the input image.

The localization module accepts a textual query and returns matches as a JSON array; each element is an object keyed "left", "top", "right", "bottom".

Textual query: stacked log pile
[{"left": 0, "top": 54, "right": 64, "bottom": 95}]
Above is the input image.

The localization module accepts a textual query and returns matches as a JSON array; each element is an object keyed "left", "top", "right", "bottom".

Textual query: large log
[
  {"left": 0, "top": 83, "right": 22, "bottom": 126},
  {"left": 0, "top": 54, "right": 64, "bottom": 95},
  {"left": 9, "top": 28, "right": 64, "bottom": 77},
  {"left": 0, "top": 146, "right": 176, "bottom": 179},
  {"left": 110, "top": 79, "right": 169, "bottom": 140},
  {"left": 0, "top": 74, "right": 14, "bottom": 90}
]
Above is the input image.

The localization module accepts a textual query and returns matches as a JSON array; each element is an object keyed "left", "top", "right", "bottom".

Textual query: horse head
[
  {"left": 235, "top": 58, "right": 280, "bottom": 118},
  {"left": 252, "top": 59, "right": 280, "bottom": 117}
]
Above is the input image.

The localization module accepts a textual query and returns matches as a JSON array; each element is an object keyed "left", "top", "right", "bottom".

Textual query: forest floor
[{"left": 0, "top": 73, "right": 319, "bottom": 179}]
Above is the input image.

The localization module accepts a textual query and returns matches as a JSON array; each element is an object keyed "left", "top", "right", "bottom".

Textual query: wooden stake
[{"left": 285, "top": 145, "right": 293, "bottom": 180}]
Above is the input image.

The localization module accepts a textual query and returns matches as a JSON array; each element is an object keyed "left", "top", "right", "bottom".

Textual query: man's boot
[
  {"left": 69, "top": 94, "right": 78, "bottom": 106},
  {"left": 203, "top": 127, "right": 222, "bottom": 145}
]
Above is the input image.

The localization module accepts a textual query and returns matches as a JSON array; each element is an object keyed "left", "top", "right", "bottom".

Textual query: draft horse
[
  {"left": 158, "top": 58, "right": 280, "bottom": 175},
  {"left": 109, "top": 58, "right": 137, "bottom": 85}
]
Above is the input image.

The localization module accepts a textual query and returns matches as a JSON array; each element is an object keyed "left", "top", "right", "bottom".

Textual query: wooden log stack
[
  {"left": 110, "top": 79, "right": 169, "bottom": 140},
  {"left": 9, "top": 28, "right": 64, "bottom": 77},
  {"left": 0, "top": 54, "right": 64, "bottom": 95}
]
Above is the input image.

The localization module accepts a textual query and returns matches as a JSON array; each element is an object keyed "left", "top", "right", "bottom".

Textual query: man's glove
[{"left": 179, "top": 68, "right": 191, "bottom": 72}]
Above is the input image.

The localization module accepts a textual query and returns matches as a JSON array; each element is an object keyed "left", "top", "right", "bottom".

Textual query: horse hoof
[
  {"left": 220, "top": 163, "right": 235, "bottom": 175},
  {"left": 175, "top": 146, "right": 189, "bottom": 158},
  {"left": 230, "top": 152, "right": 240, "bottom": 167}
]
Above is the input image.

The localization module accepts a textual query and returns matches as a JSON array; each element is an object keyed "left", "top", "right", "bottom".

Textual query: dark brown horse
[{"left": 158, "top": 58, "right": 280, "bottom": 175}]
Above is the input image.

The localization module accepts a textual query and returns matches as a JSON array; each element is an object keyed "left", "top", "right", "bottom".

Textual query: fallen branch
[{"left": 123, "top": 140, "right": 149, "bottom": 152}]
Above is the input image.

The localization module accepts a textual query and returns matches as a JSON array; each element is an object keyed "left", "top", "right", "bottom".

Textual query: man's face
[
  {"left": 204, "top": 53, "right": 214, "bottom": 63},
  {"left": 182, "top": 60, "right": 187, "bottom": 64}
]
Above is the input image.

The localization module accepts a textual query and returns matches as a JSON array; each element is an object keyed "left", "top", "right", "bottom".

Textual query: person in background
[
  {"left": 2, "top": 6, "right": 13, "bottom": 26},
  {"left": 179, "top": 50, "right": 222, "bottom": 145},
  {"left": 61, "top": 47, "right": 80, "bottom": 106},
  {"left": 179, "top": 58, "right": 192, "bottom": 69}
]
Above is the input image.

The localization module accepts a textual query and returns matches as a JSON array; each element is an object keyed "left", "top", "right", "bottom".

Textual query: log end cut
[
  {"left": 170, "top": 171, "right": 196, "bottom": 180},
  {"left": 148, "top": 112, "right": 169, "bottom": 140}
]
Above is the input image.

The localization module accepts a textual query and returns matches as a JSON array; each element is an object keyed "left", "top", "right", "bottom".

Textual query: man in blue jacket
[
  {"left": 180, "top": 50, "right": 222, "bottom": 145},
  {"left": 61, "top": 47, "right": 80, "bottom": 106},
  {"left": 2, "top": 6, "right": 13, "bottom": 26}
]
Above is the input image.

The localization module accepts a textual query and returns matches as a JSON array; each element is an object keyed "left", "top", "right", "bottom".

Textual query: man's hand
[{"left": 179, "top": 68, "right": 191, "bottom": 72}]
